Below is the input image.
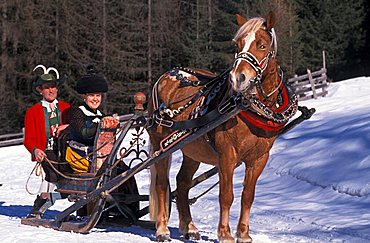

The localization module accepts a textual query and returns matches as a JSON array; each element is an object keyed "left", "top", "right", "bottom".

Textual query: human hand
[
  {"left": 101, "top": 116, "right": 119, "bottom": 129},
  {"left": 56, "top": 124, "right": 69, "bottom": 137},
  {"left": 34, "top": 148, "right": 47, "bottom": 162}
]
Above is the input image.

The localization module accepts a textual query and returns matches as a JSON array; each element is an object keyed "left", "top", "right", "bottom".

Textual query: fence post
[
  {"left": 321, "top": 68, "right": 328, "bottom": 97},
  {"left": 323, "top": 50, "right": 326, "bottom": 70},
  {"left": 307, "top": 69, "right": 318, "bottom": 99}
]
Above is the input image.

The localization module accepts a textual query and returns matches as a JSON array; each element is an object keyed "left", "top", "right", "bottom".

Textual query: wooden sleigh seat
[
  {"left": 56, "top": 172, "right": 97, "bottom": 196},
  {"left": 55, "top": 125, "right": 116, "bottom": 197}
]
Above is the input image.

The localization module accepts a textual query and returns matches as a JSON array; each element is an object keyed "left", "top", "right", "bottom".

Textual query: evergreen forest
[{"left": 1, "top": 0, "right": 369, "bottom": 134}]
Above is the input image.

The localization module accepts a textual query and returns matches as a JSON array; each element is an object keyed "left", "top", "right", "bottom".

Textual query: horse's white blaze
[
  {"left": 241, "top": 32, "right": 256, "bottom": 53},
  {"left": 230, "top": 32, "right": 256, "bottom": 92}
]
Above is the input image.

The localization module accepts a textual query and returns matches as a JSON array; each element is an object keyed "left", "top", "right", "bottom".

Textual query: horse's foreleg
[
  {"left": 236, "top": 153, "right": 269, "bottom": 243},
  {"left": 176, "top": 155, "right": 200, "bottom": 240},
  {"left": 152, "top": 157, "right": 171, "bottom": 241},
  {"left": 218, "top": 154, "right": 237, "bottom": 243}
]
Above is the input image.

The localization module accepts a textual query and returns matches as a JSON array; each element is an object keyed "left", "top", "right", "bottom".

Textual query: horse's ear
[
  {"left": 236, "top": 14, "right": 247, "bottom": 27},
  {"left": 265, "top": 11, "right": 276, "bottom": 30}
]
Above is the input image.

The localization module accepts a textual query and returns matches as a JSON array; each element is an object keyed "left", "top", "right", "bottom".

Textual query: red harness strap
[
  {"left": 239, "top": 79, "right": 289, "bottom": 131},
  {"left": 239, "top": 110, "right": 286, "bottom": 131}
]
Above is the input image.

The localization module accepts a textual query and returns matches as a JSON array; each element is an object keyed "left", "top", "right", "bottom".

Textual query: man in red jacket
[{"left": 24, "top": 65, "right": 71, "bottom": 218}]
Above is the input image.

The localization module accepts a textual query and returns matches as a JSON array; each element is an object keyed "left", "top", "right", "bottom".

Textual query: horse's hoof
[
  {"left": 236, "top": 237, "right": 252, "bottom": 243},
  {"left": 219, "top": 236, "right": 235, "bottom": 243},
  {"left": 236, "top": 232, "right": 252, "bottom": 242},
  {"left": 184, "top": 232, "right": 201, "bottom": 240},
  {"left": 156, "top": 234, "right": 171, "bottom": 242}
]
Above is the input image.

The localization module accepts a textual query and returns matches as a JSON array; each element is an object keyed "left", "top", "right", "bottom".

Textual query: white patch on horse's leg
[
  {"left": 179, "top": 221, "right": 200, "bottom": 240},
  {"left": 179, "top": 220, "right": 197, "bottom": 234},
  {"left": 236, "top": 233, "right": 252, "bottom": 243}
]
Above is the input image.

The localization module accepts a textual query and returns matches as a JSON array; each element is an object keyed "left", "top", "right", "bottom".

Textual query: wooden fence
[
  {"left": 287, "top": 68, "right": 328, "bottom": 101},
  {"left": 0, "top": 131, "right": 24, "bottom": 148}
]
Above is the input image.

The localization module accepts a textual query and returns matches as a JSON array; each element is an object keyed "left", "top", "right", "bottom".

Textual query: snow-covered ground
[{"left": 1, "top": 77, "right": 370, "bottom": 242}]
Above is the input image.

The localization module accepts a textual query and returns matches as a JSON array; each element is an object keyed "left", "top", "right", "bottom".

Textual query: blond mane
[
  {"left": 233, "top": 17, "right": 264, "bottom": 42},
  {"left": 233, "top": 17, "right": 277, "bottom": 56}
]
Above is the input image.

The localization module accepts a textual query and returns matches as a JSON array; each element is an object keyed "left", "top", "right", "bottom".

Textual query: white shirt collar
[
  {"left": 78, "top": 105, "right": 102, "bottom": 117},
  {"left": 41, "top": 99, "right": 58, "bottom": 112}
]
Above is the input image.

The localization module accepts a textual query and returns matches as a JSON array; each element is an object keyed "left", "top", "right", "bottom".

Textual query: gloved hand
[
  {"left": 101, "top": 116, "right": 119, "bottom": 129},
  {"left": 33, "top": 148, "right": 47, "bottom": 162}
]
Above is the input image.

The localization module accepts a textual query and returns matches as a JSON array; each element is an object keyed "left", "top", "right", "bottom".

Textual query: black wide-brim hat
[{"left": 76, "top": 65, "right": 108, "bottom": 94}]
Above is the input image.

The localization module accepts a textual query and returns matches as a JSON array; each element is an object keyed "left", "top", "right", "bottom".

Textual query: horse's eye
[{"left": 259, "top": 44, "right": 266, "bottom": 50}]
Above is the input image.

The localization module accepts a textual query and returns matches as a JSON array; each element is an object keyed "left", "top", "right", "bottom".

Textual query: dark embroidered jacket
[{"left": 69, "top": 103, "right": 103, "bottom": 146}]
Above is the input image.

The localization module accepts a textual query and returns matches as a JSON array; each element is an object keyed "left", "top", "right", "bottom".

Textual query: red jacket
[{"left": 23, "top": 100, "right": 70, "bottom": 161}]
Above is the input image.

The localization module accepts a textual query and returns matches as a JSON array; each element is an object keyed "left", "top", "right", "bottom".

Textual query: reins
[
  {"left": 25, "top": 162, "right": 45, "bottom": 195},
  {"left": 260, "top": 69, "right": 283, "bottom": 101}
]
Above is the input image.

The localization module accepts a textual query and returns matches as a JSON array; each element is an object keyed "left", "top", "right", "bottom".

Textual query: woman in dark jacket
[{"left": 66, "top": 65, "right": 118, "bottom": 173}]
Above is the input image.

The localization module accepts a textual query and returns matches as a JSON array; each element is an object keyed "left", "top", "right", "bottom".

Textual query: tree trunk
[
  {"left": 55, "top": 0, "right": 59, "bottom": 54},
  {"left": 147, "top": 0, "right": 152, "bottom": 94},
  {"left": 102, "top": 0, "right": 107, "bottom": 114},
  {"left": 207, "top": 0, "right": 212, "bottom": 51}
]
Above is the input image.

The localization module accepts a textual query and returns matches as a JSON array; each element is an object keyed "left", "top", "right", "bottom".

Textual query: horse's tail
[{"left": 149, "top": 146, "right": 171, "bottom": 221}]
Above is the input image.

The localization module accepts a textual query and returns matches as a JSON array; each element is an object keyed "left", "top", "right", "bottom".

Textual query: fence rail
[
  {"left": 287, "top": 68, "right": 328, "bottom": 101},
  {"left": 0, "top": 131, "right": 24, "bottom": 148}
]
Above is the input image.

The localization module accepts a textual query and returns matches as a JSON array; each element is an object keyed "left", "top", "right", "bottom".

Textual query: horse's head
[{"left": 230, "top": 11, "right": 277, "bottom": 98}]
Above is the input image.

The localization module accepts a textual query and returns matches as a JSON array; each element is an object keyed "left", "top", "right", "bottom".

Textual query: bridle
[
  {"left": 234, "top": 51, "right": 273, "bottom": 84},
  {"left": 232, "top": 27, "right": 280, "bottom": 101},
  {"left": 230, "top": 27, "right": 298, "bottom": 125}
]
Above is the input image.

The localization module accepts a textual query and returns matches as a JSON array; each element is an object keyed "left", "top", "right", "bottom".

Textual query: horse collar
[{"left": 239, "top": 74, "right": 298, "bottom": 132}]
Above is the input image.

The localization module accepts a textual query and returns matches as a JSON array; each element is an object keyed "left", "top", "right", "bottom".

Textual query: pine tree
[
  {"left": 208, "top": 0, "right": 242, "bottom": 72},
  {"left": 295, "top": 0, "right": 366, "bottom": 78}
]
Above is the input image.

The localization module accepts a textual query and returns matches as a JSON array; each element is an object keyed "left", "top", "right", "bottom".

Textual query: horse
[{"left": 147, "top": 11, "right": 298, "bottom": 242}]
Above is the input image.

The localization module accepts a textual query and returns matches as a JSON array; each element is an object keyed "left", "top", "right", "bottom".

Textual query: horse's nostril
[{"left": 237, "top": 74, "right": 246, "bottom": 84}]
